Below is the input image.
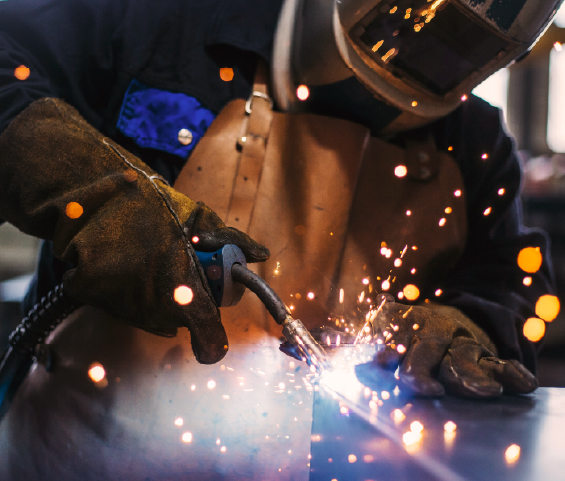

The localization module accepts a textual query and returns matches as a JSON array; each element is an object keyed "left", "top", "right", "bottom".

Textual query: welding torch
[{"left": 0, "top": 244, "right": 330, "bottom": 420}]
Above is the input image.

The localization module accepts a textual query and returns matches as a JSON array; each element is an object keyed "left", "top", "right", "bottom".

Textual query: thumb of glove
[{"left": 188, "top": 202, "right": 270, "bottom": 263}]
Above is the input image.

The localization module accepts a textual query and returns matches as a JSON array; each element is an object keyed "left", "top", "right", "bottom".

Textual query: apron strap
[{"left": 226, "top": 60, "right": 274, "bottom": 230}]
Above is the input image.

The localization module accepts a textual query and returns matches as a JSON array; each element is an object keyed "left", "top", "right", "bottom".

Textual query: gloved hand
[
  {"left": 0, "top": 98, "right": 269, "bottom": 364},
  {"left": 355, "top": 294, "right": 538, "bottom": 398}
]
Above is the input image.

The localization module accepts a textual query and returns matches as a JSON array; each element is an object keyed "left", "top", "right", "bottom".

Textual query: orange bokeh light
[
  {"left": 14, "top": 65, "right": 30, "bottom": 80},
  {"left": 219, "top": 68, "right": 234, "bottom": 82},
  {"left": 296, "top": 85, "right": 310, "bottom": 101},
  {"left": 523, "top": 317, "right": 545, "bottom": 342},
  {"left": 66, "top": 201, "right": 83, "bottom": 219},
  {"left": 88, "top": 363, "right": 106, "bottom": 383},
  {"left": 517, "top": 247, "right": 543, "bottom": 273},
  {"left": 535, "top": 295, "right": 560, "bottom": 322},
  {"left": 403, "top": 284, "right": 420, "bottom": 301},
  {"left": 174, "top": 285, "right": 193, "bottom": 305}
]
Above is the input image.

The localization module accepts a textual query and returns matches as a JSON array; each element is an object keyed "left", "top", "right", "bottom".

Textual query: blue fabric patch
[{"left": 117, "top": 79, "right": 216, "bottom": 158}]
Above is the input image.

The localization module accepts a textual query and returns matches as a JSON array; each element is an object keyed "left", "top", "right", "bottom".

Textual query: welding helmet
[{"left": 272, "top": 0, "right": 563, "bottom": 133}]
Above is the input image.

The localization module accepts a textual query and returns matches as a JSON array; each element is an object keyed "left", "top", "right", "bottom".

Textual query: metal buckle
[{"left": 245, "top": 91, "right": 273, "bottom": 115}]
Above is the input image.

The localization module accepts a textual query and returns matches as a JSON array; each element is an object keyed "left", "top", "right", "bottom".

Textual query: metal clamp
[{"left": 245, "top": 91, "right": 273, "bottom": 115}]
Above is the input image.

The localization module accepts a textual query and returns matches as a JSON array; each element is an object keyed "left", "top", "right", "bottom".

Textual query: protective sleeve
[
  {"left": 0, "top": 0, "right": 122, "bottom": 134},
  {"left": 432, "top": 96, "right": 555, "bottom": 373}
]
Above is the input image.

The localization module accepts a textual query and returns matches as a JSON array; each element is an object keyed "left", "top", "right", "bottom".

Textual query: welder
[{"left": 0, "top": 0, "right": 560, "bottom": 479}]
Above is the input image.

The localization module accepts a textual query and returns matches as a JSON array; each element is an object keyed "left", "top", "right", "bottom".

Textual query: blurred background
[{"left": 1, "top": 6, "right": 565, "bottom": 385}]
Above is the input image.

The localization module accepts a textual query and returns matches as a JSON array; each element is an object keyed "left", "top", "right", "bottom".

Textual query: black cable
[{"left": 230, "top": 263, "right": 289, "bottom": 325}]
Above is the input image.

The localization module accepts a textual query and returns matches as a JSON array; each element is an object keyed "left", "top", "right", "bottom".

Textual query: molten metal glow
[
  {"left": 535, "top": 295, "right": 560, "bottom": 322},
  {"left": 505, "top": 444, "right": 520, "bottom": 463},
  {"left": 403, "top": 284, "right": 420, "bottom": 301},
  {"left": 523, "top": 317, "right": 545, "bottom": 342},
  {"left": 174, "top": 285, "right": 194, "bottom": 305},
  {"left": 395, "top": 165, "right": 408, "bottom": 177},
  {"left": 517, "top": 247, "right": 543, "bottom": 273},
  {"left": 14, "top": 65, "right": 30, "bottom": 80},
  {"left": 182, "top": 432, "right": 193, "bottom": 443},
  {"left": 88, "top": 363, "right": 106, "bottom": 383},
  {"left": 66, "top": 202, "right": 83, "bottom": 219},
  {"left": 296, "top": 85, "right": 310, "bottom": 101}
]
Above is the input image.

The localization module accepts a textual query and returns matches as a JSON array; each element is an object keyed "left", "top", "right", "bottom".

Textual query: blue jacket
[{"left": 0, "top": 0, "right": 554, "bottom": 371}]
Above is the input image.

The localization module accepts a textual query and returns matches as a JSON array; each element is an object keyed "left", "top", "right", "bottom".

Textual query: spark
[
  {"left": 555, "top": 42, "right": 563, "bottom": 51},
  {"left": 517, "top": 247, "right": 543, "bottom": 273},
  {"left": 481, "top": 153, "right": 489, "bottom": 160},
  {"left": 307, "top": 292, "right": 315, "bottom": 300},
  {"left": 340, "top": 406, "right": 349, "bottom": 414},
  {"left": 445, "top": 207, "right": 452, "bottom": 214},
  {"left": 190, "top": 385, "right": 196, "bottom": 391},
  {"left": 65, "top": 201, "right": 83, "bottom": 219},
  {"left": 14, "top": 65, "right": 30, "bottom": 80},
  {"left": 174, "top": 417, "right": 184, "bottom": 426},
  {"left": 523, "top": 318, "right": 545, "bottom": 342},
  {"left": 535, "top": 295, "right": 560, "bottom": 322},
  {"left": 412, "top": 323, "right": 419, "bottom": 330},
  {"left": 372, "top": 40, "right": 384, "bottom": 52},
  {"left": 403, "top": 284, "right": 420, "bottom": 301},
  {"left": 380, "top": 247, "right": 388, "bottom": 255},
  {"left": 498, "top": 188, "right": 506, "bottom": 196},
  {"left": 191, "top": 235, "right": 199, "bottom": 243},
  {"left": 216, "top": 438, "right": 221, "bottom": 445},
  {"left": 483, "top": 207, "right": 492, "bottom": 216},
  {"left": 397, "top": 344, "right": 406, "bottom": 354},
  {"left": 336, "top": 335, "right": 341, "bottom": 346},
  {"left": 339, "top": 288, "right": 344, "bottom": 304},
  {"left": 406, "top": 210, "right": 412, "bottom": 216},
  {"left": 448, "top": 146, "right": 453, "bottom": 151},
  {"left": 411, "top": 268, "right": 416, "bottom": 274},
  {"left": 381, "top": 391, "right": 390, "bottom": 400},
  {"left": 439, "top": 218, "right": 446, "bottom": 226},
  {"left": 279, "top": 382, "right": 285, "bottom": 390},
  {"left": 394, "top": 258, "right": 402, "bottom": 267},
  {"left": 207, "top": 380, "right": 216, "bottom": 389},
  {"left": 348, "top": 454, "right": 357, "bottom": 463},
  {"left": 461, "top": 95, "right": 468, "bottom": 101},
  {"left": 454, "top": 190, "right": 462, "bottom": 197},
  {"left": 392, "top": 409, "right": 406, "bottom": 423},
  {"left": 382, "top": 48, "right": 396, "bottom": 62},
  {"left": 410, "top": 421, "right": 424, "bottom": 433},
  {"left": 403, "top": 431, "right": 421, "bottom": 446},
  {"left": 182, "top": 432, "right": 193, "bottom": 443},
  {"left": 398, "top": 292, "right": 404, "bottom": 299},
  {"left": 523, "top": 277, "right": 532, "bottom": 286},
  {"left": 296, "top": 85, "right": 310, "bottom": 100},
  {"left": 444, "top": 421, "right": 457, "bottom": 433},
  {"left": 381, "top": 280, "right": 391, "bottom": 291},
  {"left": 411, "top": 101, "right": 418, "bottom": 107},
  {"left": 505, "top": 444, "right": 520, "bottom": 463},
  {"left": 359, "top": 291, "right": 365, "bottom": 302},
  {"left": 220, "top": 446, "right": 227, "bottom": 453},
  {"left": 395, "top": 165, "right": 408, "bottom": 177},
  {"left": 219, "top": 68, "right": 234, "bottom": 81},
  {"left": 88, "top": 363, "right": 106, "bottom": 383},
  {"left": 435, "top": 289, "right": 442, "bottom": 296},
  {"left": 274, "top": 261, "right": 281, "bottom": 275},
  {"left": 174, "top": 285, "right": 193, "bottom": 305},
  {"left": 390, "top": 6, "right": 397, "bottom": 13}
]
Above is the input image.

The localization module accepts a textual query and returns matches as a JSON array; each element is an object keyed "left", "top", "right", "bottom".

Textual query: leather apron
[
  {"left": 0, "top": 69, "right": 467, "bottom": 481},
  {"left": 174, "top": 66, "right": 468, "bottom": 342}
]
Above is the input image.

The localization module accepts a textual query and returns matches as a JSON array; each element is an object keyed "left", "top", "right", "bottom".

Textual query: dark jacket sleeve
[
  {"left": 0, "top": 0, "right": 122, "bottom": 134},
  {"left": 432, "top": 95, "right": 555, "bottom": 373}
]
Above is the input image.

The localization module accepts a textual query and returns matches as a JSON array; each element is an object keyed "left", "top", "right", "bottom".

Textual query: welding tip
[{"left": 281, "top": 315, "right": 332, "bottom": 372}]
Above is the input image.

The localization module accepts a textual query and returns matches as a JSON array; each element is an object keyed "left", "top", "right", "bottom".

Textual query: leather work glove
[
  {"left": 354, "top": 294, "right": 538, "bottom": 398},
  {"left": 0, "top": 98, "right": 269, "bottom": 364}
]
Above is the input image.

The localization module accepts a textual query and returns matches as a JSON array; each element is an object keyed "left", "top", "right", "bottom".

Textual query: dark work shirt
[{"left": 0, "top": 0, "right": 554, "bottom": 372}]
